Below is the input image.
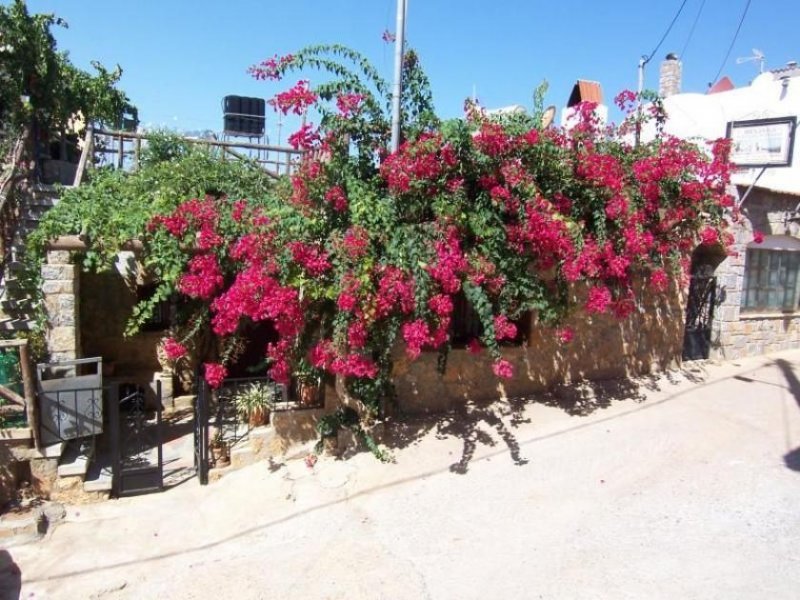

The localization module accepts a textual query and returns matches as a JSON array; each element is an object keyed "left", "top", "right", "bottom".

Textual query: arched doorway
[{"left": 682, "top": 244, "right": 727, "bottom": 360}]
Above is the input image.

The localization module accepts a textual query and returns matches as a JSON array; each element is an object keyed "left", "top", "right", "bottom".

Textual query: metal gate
[
  {"left": 195, "top": 379, "right": 210, "bottom": 485},
  {"left": 682, "top": 275, "right": 717, "bottom": 360},
  {"left": 110, "top": 381, "right": 163, "bottom": 496}
]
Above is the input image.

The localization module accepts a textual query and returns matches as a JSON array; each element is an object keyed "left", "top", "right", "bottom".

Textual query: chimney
[{"left": 659, "top": 53, "right": 682, "bottom": 98}]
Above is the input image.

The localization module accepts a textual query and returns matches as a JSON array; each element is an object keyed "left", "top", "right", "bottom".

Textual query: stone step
[
  {"left": 218, "top": 427, "right": 279, "bottom": 474},
  {"left": 26, "top": 195, "right": 59, "bottom": 207},
  {"left": 26, "top": 441, "right": 65, "bottom": 460},
  {"left": 30, "top": 183, "right": 62, "bottom": 197},
  {"left": 230, "top": 445, "right": 257, "bottom": 470},
  {"left": 0, "top": 297, "right": 33, "bottom": 312},
  {"left": 57, "top": 440, "right": 92, "bottom": 478},
  {"left": 0, "top": 318, "right": 33, "bottom": 332},
  {"left": 249, "top": 425, "right": 279, "bottom": 458},
  {"left": 83, "top": 461, "right": 113, "bottom": 494}
]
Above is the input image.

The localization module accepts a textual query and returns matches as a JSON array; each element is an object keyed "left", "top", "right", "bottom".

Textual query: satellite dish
[{"left": 541, "top": 105, "right": 556, "bottom": 129}]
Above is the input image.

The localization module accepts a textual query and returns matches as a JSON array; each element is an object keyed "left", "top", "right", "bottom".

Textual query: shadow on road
[
  {"left": 775, "top": 359, "right": 800, "bottom": 408},
  {"left": 774, "top": 359, "right": 800, "bottom": 473},
  {"left": 0, "top": 550, "right": 21, "bottom": 600},
  {"left": 785, "top": 447, "right": 800, "bottom": 471},
  {"left": 379, "top": 369, "right": 699, "bottom": 475}
]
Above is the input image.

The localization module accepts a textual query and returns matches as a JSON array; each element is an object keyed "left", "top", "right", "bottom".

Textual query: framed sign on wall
[{"left": 726, "top": 116, "right": 796, "bottom": 168}]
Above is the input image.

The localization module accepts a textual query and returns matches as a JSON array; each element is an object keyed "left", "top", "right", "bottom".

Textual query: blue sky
[{"left": 16, "top": 0, "right": 800, "bottom": 141}]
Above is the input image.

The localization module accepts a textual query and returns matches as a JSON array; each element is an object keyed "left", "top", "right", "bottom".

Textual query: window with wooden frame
[
  {"left": 741, "top": 236, "right": 800, "bottom": 313},
  {"left": 450, "top": 293, "right": 529, "bottom": 346}
]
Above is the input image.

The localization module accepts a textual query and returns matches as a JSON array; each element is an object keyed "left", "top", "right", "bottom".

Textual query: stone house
[{"left": 646, "top": 55, "right": 800, "bottom": 361}]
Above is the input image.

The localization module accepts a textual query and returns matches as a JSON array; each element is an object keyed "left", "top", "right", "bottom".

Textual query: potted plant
[
  {"left": 233, "top": 382, "right": 276, "bottom": 427},
  {"left": 210, "top": 430, "right": 229, "bottom": 468},
  {"left": 295, "top": 360, "right": 323, "bottom": 407}
]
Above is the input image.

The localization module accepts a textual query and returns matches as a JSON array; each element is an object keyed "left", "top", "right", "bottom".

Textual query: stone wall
[
  {"left": 394, "top": 279, "right": 686, "bottom": 414},
  {"left": 42, "top": 251, "right": 80, "bottom": 364},
  {"left": 710, "top": 187, "right": 800, "bottom": 360}
]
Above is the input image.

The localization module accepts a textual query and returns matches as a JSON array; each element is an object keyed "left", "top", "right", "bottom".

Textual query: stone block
[
  {"left": 41, "top": 264, "right": 75, "bottom": 281},
  {"left": 29, "top": 457, "right": 58, "bottom": 498},
  {"left": 42, "top": 279, "right": 76, "bottom": 295},
  {"left": 46, "top": 251, "right": 71, "bottom": 265},
  {"left": 47, "top": 327, "right": 77, "bottom": 353}
]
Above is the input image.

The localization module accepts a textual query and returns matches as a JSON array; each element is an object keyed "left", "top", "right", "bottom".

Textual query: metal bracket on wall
[{"left": 737, "top": 166, "right": 768, "bottom": 207}]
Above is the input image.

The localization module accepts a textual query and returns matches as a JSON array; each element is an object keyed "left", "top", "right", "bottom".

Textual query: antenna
[{"left": 736, "top": 48, "right": 765, "bottom": 73}]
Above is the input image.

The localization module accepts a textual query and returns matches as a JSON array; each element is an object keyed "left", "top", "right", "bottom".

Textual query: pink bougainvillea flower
[
  {"left": 428, "top": 294, "right": 453, "bottom": 318},
  {"left": 467, "top": 339, "right": 483, "bottom": 354},
  {"left": 752, "top": 230, "right": 765, "bottom": 244},
  {"left": 336, "top": 93, "right": 364, "bottom": 117},
  {"left": 493, "top": 314, "right": 518, "bottom": 341},
  {"left": 341, "top": 226, "right": 369, "bottom": 259},
  {"left": 178, "top": 254, "right": 224, "bottom": 300},
  {"left": 585, "top": 285, "right": 612, "bottom": 314},
  {"left": 288, "top": 241, "right": 331, "bottom": 276},
  {"left": 324, "top": 186, "right": 348, "bottom": 212},
  {"left": 288, "top": 123, "right": 320, "bottom": 150},
  {"left": 650, "top": 269, "right": 670, "bottom": 292},
  {"left": 699, "top": 226, "right": 719, "bottom": 245},
  {"left": 401, "top": 319, "right": 431, "bottom": 359},
  {"left": 613, "top": 89, "right": 637, "bottom": 113},
  {"left": 248, "top": 53, "right": 294, "bottom": 81},
  {"left": 556, "top": 327, "right": 574, "bottom": 344},
  {"left": 270, "top": 80, "right": 317, "bottom": 115},
  {"left": 204, "top": 363, "right": 227, "bottom": 389},
  {"left": 492, "top": 359, "right": 514, "bottom": 379},
  {"left": 337, "top": 291, "right": 358, "bottom": 312},
  {"left": 162, "top": 338, "right": 187, "bottom": 361},
  {"left": 347, "top": 320, "right": 368, "bottom": 349}
]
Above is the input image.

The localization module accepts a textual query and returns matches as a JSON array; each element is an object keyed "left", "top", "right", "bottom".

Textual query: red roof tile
[
  {"left": 567, "top": 80, "right": 603, "bottom": 107},
  {"left": 707, "top": 76, "right": 735, "bottom": 94}
]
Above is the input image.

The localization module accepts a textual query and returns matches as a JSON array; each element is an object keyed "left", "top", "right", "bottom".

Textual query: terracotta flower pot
[
  {"left": 298, "top": 381, "right": 320, "bottom": 407},
  {"left": 248, "top": 407, "right": 270, "bottom": 427}
]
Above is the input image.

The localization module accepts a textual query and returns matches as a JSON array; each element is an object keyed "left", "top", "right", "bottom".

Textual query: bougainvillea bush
[{"left": 153, "top": 44, "right": 737, "bottom": 415}]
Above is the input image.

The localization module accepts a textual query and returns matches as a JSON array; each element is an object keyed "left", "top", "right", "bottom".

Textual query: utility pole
[
  {"left": 390, "top": 0, "right": 407, "bottom": 153},
  {"left": 635, "top": 55, "right": 648, "bottom": 147}
]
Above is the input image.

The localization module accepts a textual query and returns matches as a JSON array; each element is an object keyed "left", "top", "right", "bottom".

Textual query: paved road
[{"left": 5, "top": 351, "right": 800, "bottom": 599}]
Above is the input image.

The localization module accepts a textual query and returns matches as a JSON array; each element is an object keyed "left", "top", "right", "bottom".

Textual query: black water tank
[{"left": 223, "top": 95, "right": 265, "bottom": 136}]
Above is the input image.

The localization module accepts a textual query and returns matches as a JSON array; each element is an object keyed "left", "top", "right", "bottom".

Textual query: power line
[
  {"left": 680, "top": 0, "right": 707, "bottom": 60},
  {"left": 709, "top": 0, "right": 753, "bottom": 85},
  {"left": 644, "top": 0, "right": 690, "bottom": 65}
]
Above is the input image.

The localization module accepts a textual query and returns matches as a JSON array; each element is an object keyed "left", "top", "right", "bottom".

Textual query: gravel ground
[{"left": 4, "top": 350, "right": 800, "bottom": 600}]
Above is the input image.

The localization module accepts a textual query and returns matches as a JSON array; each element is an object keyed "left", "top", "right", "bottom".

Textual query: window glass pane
[{"left": 740, "top": 248, "right": 800, "bottom": 312}]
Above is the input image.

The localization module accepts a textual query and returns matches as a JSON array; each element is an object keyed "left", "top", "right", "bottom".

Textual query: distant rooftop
[{"left": 566, "top": 80, "right": 603, "bottom": 107}]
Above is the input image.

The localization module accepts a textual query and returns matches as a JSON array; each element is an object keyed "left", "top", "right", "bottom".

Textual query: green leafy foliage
[
  {"left": 25, "top": 134, "right": 274, "bottom": 333},
  {"left": 0, "top": 0, "right": 132, "bottom": 137}
]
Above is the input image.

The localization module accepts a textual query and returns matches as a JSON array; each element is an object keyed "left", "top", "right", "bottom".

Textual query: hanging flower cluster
[{"left": 150, "top": 45, "right": 735, "bottom": 404}]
